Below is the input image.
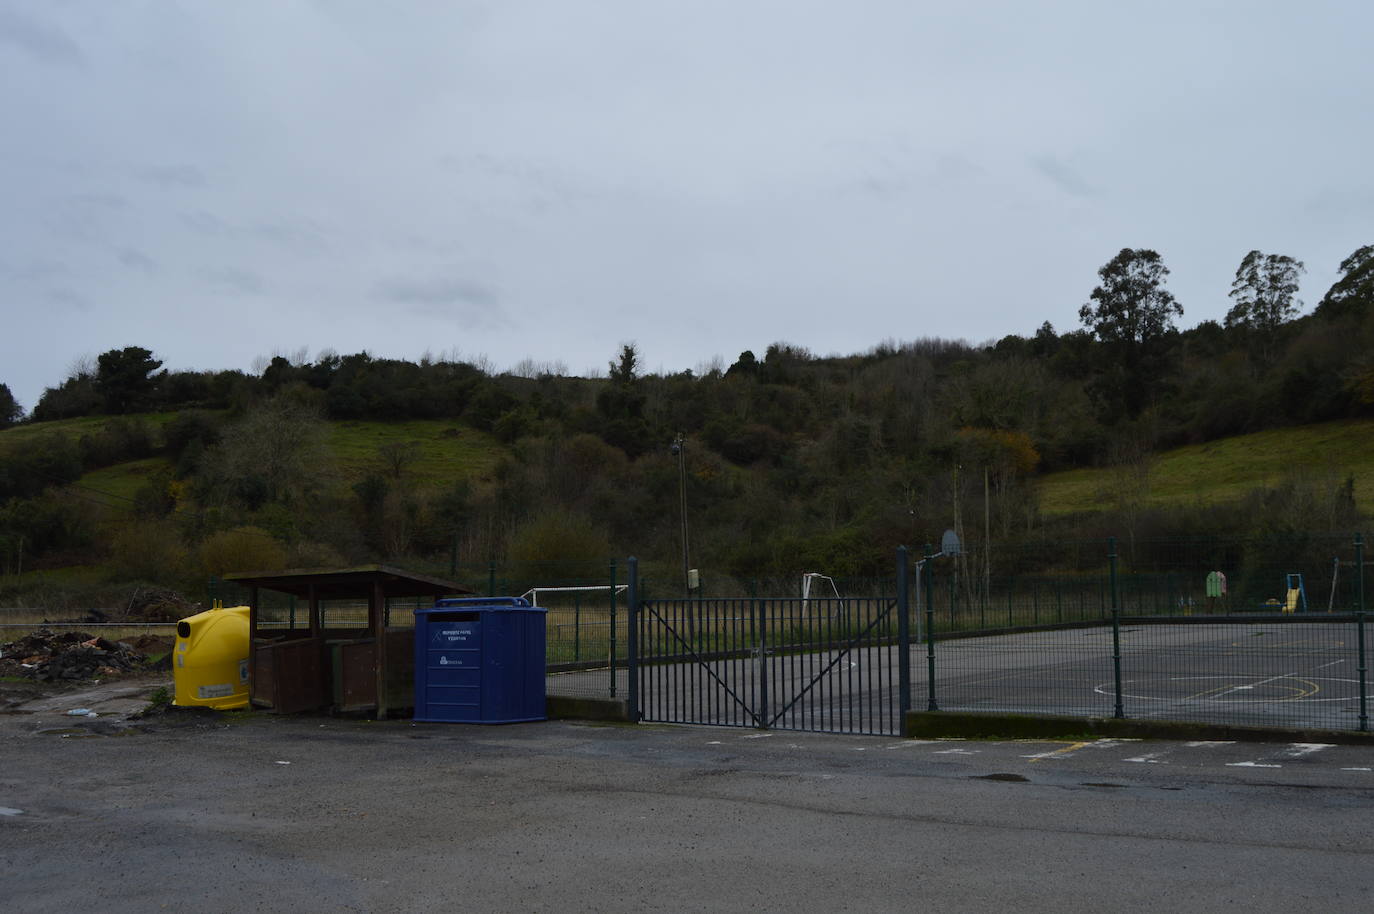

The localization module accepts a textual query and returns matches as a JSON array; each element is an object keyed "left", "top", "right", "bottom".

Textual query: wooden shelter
[{"left": 225, "top": 565, "right": 470, "bottom": 719}]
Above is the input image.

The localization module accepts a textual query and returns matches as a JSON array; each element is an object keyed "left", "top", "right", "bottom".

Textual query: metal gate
[{"left": 630, "top": 589, "right": 912, "bottom": 736}]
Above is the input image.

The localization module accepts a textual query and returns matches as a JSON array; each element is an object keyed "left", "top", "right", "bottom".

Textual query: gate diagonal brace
[
  {"left": 765, "top": 599, "right": 896, "bottom": 729},
  {"left": 642, "top": 603, "right": 765, "bottom": 727}
]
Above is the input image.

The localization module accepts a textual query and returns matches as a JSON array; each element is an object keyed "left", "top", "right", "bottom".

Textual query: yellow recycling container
[{"left": 172, "top": 605, "right": 251, "bottom": 710}]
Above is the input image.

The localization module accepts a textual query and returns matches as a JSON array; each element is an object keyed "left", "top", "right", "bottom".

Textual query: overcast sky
[{"left": 3, "top": 1, "right": 1372, "bottom": 413}]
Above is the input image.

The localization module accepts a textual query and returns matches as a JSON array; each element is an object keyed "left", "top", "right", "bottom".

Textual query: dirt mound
[{"left": 0, "top": 628, "right": 169, "bottom": 682}]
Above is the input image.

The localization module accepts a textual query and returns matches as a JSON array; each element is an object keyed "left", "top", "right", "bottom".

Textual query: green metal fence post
[
  {"left": 1357, "top": 534, "right": 1367, "bottom": 732},
  {"left": 1110, "top": 537, "right": 1124, "bottom": 719},
  {"left": 626, "top": 557, "right": 639, "bottom": 721},
  {"left": 925, "top": 543, "right": 938, "bottom": 712},
  {"left": 608, "top": 559, "right": 617, "bottom": 698},
  {"left": 949, "top": 573, "right": 955, "bottom": 630},
  {"left": 488, "top": 561, "right": 496, "bottom": 598},
  {"left": 1006, "top": 575, "right": 1013, "bottom": 628},
  {"left": 757, "top": 595, "right": 769, "bottom": 728},
  {"left": 897, "top": 546, "right": 912, "bottom": 727}
]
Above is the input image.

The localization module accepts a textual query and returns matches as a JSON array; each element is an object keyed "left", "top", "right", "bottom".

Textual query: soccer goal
[
  {"left": 800, "top": 572, "right": 841, "bottom": 618},
  {"left": 520, "top": 584, "right": 630, "bottom": 666},
  {"left": 519, "top": 584, "right": 629, "bottom": 607}
]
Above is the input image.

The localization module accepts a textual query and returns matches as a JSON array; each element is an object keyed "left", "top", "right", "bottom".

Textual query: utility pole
[{"left": 672, "top": 433, "right": 690, "bottom": 596}]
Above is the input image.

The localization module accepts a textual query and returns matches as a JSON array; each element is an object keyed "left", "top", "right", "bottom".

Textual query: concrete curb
[
  {"left": 904, "top": 710, "right": 1374, "bottom": 745},
  {"left": 546, "top": 695, "right": 632, "bottom": 722}
]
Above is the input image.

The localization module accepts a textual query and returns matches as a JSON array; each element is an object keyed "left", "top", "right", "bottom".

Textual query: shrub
[{"left": 199, "top": 526, "right": 288, "bottom": 577}]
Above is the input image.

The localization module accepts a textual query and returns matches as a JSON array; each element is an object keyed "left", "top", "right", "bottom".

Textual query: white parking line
[
  {"left": 1125, "top": 751, "right": 1168, "bottom": 764},
  {"left": 1184, "top": 741, "right": 1235, "bottom": 748},
  {"left": 1022, "top": 737, "right": 1140, "bottom": 763},
  {"left": 1226, "top": 742, "right": 1335, "bottom": 769},
  {"left": 933, "top": 748, "right": 979, "bottom": 755}
]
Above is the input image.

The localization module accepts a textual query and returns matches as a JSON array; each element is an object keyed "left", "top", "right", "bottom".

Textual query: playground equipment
[{"left": 1283, "top": 573, "right": 1308, "bottom": 613}]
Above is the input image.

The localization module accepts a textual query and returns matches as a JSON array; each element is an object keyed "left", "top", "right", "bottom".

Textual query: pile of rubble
[
  {"left": 0, "top": 629, "right": 171, "bottom": 682},
  {"left": 125, "top": 586, "right": 198, "bottom": 623}
]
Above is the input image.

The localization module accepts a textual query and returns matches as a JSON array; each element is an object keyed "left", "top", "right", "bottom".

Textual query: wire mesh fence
[
  {"left": 924, "top": 616, "right": 1370, "bottom": 731},
  {"left": 931, "top": 532, "right": 1369, "bottom": 623},
  {"left": 917, "top": 534, "right": 1373, "bottom": 732}
]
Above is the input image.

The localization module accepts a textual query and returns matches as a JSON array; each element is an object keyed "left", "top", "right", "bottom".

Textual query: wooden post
[
  {"left": 248, "top": 585, "right": 260, "bottom": 706},
  {"left": 373, "top": 579, "right": 388, "bottom": 720}
]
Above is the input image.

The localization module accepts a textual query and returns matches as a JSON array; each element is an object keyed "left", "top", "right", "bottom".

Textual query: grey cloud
[
  {"left": 850, "top": 174, "right": 908, "bottom": 199},
  {"left": 134, "top": 164, "right": 209, "bottom": 188},
  {"left": 202, "top": 267, "right": 265, "bottom": 295},
  {"left": 391, "top": 234, "right": 466, "bottom": 257},
  {"left": 70, "top": 193, "right": 130, "bottom": 210},
  {"left": 47, "top": 288, "right": 90, "bottom": 311},
  {"left": 0, "top": 6, "right": 83, "bottom": 66},
  {"left": 251, "top": 219, "right": 334, "bottom": 256},
  {"left": 1303, "top": 187, "right": 1374, "bottom": 221},
  {"left": 5, "top": 258, "right": 68, "bottom": 282},
  {"left": 1031, "top": 155, "right": 1097, "bottom": 198},
  {"left": 180, "top": 210, "right": 232, "bottom": 236},
  {"left": 374, "top": 277, "right": 508, "bottom": 327},
  {"left": 437, "top": 153, "right": 591, "bottom": 208},
  {"left": 117, "top": 249, "right": 157, "bottom": 272},
  {"left": 43, "top": 194, "right": 131, "bottom": 241},
  {"left": 178, "top": 211, "right": 332, "bottom": 256}
]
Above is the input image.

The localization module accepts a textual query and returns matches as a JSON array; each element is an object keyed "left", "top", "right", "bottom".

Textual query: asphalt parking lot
[{"left": 3, "top": 678, "right": 1373, "bottom": 912}]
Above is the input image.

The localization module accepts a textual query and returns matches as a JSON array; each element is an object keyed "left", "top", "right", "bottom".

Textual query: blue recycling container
[{"left": 413, "top": 597, "right": 547, "bottom": 724}]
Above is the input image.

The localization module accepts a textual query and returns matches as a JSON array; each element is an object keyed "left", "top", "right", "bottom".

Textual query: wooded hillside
[{"left": 3, "top": 245, "right": 1373, "bottom": 606}]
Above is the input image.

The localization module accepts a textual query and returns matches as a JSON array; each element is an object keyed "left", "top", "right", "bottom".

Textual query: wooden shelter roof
[{"left": 223, "top": 564, "right": 471, "bottom": 600}]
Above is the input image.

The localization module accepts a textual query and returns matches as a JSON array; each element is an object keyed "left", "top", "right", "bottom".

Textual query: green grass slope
[
  {"left": 1, "top": 414, "right": 508, "bottom": 517},
  {"left": 0, "top": 412, "right": 180, "bottom": 451},
  {"left": 1038, "top": 419, "right": 1374, "bottom": 517},
  {"left": 326, "top": 419, "right": 504, "bottom": 486}
]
